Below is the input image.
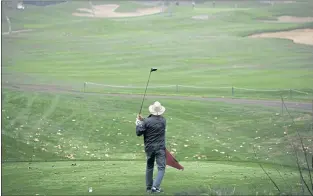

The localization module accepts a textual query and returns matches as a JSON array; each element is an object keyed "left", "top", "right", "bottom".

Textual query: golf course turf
[{"left": 1, "top": 0, "right": 313, "bottom": 195}]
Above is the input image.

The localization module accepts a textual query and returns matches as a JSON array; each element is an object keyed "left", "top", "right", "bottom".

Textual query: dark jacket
[{"left": 136, "top": 115, "right": 166, "bottom": 151}]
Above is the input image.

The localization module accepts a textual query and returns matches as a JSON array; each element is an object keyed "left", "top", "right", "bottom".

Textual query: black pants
[{"left": 145, "top": 148, "right": 166, "bottom": 190}]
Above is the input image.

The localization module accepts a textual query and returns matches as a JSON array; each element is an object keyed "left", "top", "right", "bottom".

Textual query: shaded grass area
[{"left": 267, "top": 0, "right": 313, "bottom": 17}]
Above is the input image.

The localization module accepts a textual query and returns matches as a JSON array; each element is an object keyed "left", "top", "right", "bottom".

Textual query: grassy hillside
[
  {"left": 2, "top": 88, "right": 312, "bottom": 195},
  {"left": 2, "top": 1, "right": 313, "bottom": 101}
]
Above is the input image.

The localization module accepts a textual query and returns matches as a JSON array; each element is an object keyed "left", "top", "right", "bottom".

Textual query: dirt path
[{"left": 3, "top": 82, "right": 312, "bottom": 112}]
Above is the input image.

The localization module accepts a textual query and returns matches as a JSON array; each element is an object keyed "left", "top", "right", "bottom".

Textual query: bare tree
[
  {"left": 89, "top": 0, "right": 95, "bottom": 17},
  {"left": 6, "top": 16, "right": 12, "bottom": 34}
]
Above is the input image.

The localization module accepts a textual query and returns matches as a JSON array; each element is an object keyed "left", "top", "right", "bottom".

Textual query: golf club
[{"left": 139, "top": 68, "right": 157, "bottom": 115}]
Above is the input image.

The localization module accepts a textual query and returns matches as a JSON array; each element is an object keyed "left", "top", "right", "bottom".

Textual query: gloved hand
[
  {"left": 135, "top": 114, "right": 144, "bottom": 126},
  {"left": 135, "top": 118, "right": 143, "bottom": 126}
]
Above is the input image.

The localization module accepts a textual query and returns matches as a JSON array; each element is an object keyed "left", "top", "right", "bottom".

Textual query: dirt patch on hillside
[
  {"left": 72, "top": 4, "right": 164, "bottom": 18},
  {"left": 249, "top": 29, "right": 313, "bottom": 46},
  {"left": 262, "top": 16, "right": 313, "bottom": 23},
  {"left": 191, "top": 15, "right": 218, "bottom": 20},
  {"left": 192, "top": 15, "right": 209, "bottom": 20}
]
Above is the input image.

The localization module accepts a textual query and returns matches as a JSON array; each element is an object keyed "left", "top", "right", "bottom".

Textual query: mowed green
[
  {"left": 2, "top": 89, "right": 312, "bottom": 195},
  {"left": 2, "top": 1, "right": 313, "bottom": 100}
]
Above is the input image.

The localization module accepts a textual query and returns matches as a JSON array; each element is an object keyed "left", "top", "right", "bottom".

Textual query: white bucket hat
[{"left": 149, "top": 101, "right": 166, "bottom": 116}]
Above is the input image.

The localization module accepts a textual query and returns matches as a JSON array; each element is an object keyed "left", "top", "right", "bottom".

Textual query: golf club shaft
[{"left": 139, "top": 71, "right": 152, "bottom": 115}]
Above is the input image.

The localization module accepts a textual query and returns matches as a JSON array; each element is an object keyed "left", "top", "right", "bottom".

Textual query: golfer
[{"left": 136, "top": 101, "right": 167, "bottom": 193}]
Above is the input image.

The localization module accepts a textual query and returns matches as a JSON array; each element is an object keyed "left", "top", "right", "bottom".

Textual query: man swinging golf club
[{"left": 136, "top": 101, "right": 167, "bottom": 193}]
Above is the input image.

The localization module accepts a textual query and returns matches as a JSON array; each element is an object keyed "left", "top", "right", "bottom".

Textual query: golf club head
[{"left": 150, "top": 68, "right": 157, "bottom": 72}]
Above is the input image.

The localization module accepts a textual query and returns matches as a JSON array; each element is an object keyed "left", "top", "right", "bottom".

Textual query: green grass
[
  {"left": 2, "top": 89, "right": 312, "bottom": 164},
  {"left": 2, "top": 89, "right": 313, "bottom": 195},
  {"left": 82, "top": 84, "right": 313, "bottom": 102},
  {"left": 1, "top": 161, "right": 307, "bottom": 196},
  {"left": 2, "top": 1, "right": 313, "bottom": 195},
  {"left": 267, "top": 0, "right": 313, "bottom": 17},
  {"left": 2, "top": 1, "right": 313, "bottom": 101}
]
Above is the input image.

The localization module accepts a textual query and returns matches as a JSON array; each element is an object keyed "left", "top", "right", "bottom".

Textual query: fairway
[
  {"left": 2, "top": 0, "right": 313, "bottom": 100},
  {"left": 1, "top": 0, "right": 313, "bottom": 195}
]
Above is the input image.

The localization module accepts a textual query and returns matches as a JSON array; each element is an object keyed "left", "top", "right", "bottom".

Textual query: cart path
[{"left": 2, "top": 82, "right": 312, "bottom": 112}]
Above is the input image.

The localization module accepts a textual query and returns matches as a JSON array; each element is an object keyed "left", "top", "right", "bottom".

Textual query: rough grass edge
[{"left": 241, "top": 22, "right": 313, "bottom": 37}]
